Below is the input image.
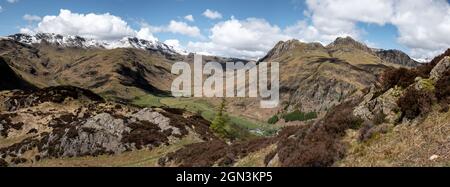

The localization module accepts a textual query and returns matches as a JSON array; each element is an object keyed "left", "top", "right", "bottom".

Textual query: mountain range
[{"left": 0, "top": 32, "right": 448, "bottom": 167}]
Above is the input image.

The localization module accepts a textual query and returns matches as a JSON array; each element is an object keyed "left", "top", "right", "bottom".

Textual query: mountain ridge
[{"left": 4, "top": 33, "right": 186, "bottom": 55}]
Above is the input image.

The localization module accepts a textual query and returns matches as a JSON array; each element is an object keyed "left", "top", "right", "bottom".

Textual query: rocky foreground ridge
[{"left": 0, "top": 86, "right": 217, "bottom": 167}]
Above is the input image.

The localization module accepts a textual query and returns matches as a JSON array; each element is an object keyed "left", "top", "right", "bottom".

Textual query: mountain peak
[
  {"left": 327, "top": 36, "right": 371, "bottom": 52},
  {"left": 375, "top": 49, "right": 420, "bottom": 67},
  {"left": 259, "top": 39, "right": 325, "bottom": 62},
  {"left": 259, "top": 39, "right": 301, "bottom": 62}
]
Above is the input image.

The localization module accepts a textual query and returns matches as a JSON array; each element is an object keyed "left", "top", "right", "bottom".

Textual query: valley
[{"left": 0, "top": 32, "right": 448, "bottom": 167}]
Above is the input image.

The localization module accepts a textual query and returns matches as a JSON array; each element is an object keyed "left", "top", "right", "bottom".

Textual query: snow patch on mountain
[{"left": 5, "top": 33, "right": 183, "bottom": 55}]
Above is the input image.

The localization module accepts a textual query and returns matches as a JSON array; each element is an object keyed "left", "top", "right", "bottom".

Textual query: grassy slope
[
  {"left": 21, "top": 134, "right": 202, "bottom": 167},
  {"left": 337, "top": 108, "right": 450, "bottom": 167}
]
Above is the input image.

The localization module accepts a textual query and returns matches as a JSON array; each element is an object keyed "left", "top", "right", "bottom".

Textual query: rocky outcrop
[
  {"left": 354, "top": 86, "right": 403, "bottom": 124},
  {"left": 375, "top": 49, "right": 420, "bottom": 67},
  {"left": 430, "top": 56, "right": 450, "bottom": 81},
  {"left": 0, "top": 87, "right": 217, "bottom": 166},
  {"left": 288, "top": 75, "right": 360, "bottom": 112},
  {"left": 354, "top": 55, "right": 450, "bottom": 124}
]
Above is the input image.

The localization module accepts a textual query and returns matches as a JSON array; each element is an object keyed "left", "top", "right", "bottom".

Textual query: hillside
[
  {"left": 234, "top": 37, "right": 415, "bottom": 122},
  {"left": 0, "top": 32, "right": 442, "bottom": 167},
  {"left": 0, "top": 57, "right": 37, "bottom": 91},
  {"left": 0, "top": 34, "right": 179, "bottom": 101},
  {"left": 0, "top": 86, "right": 218, "bottom": 167},
  {"left": 157, "top": 51, "right": 449, "bottom": 167}
]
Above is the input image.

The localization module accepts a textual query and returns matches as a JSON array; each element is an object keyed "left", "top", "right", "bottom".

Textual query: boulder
[
  {"left": 354, "top": 86, "right": 403, "bottom": 124},
  {"left": 430, "top": 56, "right": 450, "bottom": 81}
]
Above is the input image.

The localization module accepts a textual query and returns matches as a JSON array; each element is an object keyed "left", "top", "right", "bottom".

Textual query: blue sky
[
  {"left": 0, "top": 0, "right": 449, "bottom": 60},
  {"left": 0, "top": 0, "right": 310, "bottom": 44}
]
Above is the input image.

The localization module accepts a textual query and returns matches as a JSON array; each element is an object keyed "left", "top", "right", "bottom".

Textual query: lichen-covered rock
[
  {"left": 354, "top": 86, "right": 403, "bottom": 124},
  {"left": 131, "top": 108, "right": 180, "bottom": 135},
  {"left": 414, "top": 77, "right": 435, "bottom": 92},
  {"left": 53, "top": 113, "right": 131, "bottom": 157},
  {"left": 430, "top": 56, "right": 450, "bottom": 81}
]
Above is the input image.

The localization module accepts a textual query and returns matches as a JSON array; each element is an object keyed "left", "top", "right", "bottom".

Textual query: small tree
[
  {"left": 267, "top": 115, "right": 279, "bottom": 124},
  {"left": 210, "top": 98, "right": 229, "bottom": 138}
]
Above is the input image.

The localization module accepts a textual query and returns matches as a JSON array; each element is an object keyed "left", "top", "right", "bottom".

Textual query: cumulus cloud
[
  {"left": 297, "top": 0, "right": 450, "bottom": 59},
  {"left": 184, "top": 14, "right": 194, "bottom": 22},
  {"left": 7, "top": 0, "right": 19, "bottom": 3},
  {"left": 167, "top": 20, "right": 201, "bottom": 37},
  {"left": 283, "top": 0, "right": 395, "bottom": 45},
  {"left": 185, "top": 0, "right": 450, "bottom": 60},
  {"left": 203, "top": 9, "right": 222, "bottom": 19},
  {"left": 23, "top": 14, "right": 41, "bottom": 22},
  {"left": 390, "top": 0, "right": 450, "bottom": 59},
  {"left": 20, "top": 9, "right": 204, "bottom": 53},
  {"left": 24, "top": 9, "right": 136, "bottom": 40},
  {"left": 140, "top": 20, "right": 202, "bottom": 38},
  {"left": 164, "top": 39, "right": 186, "bottom": 53},
  {"left": 136, "top": 27, "right": 158, "bottom": 41},
  {"left": 188, "top": 17, "right": 290, "bottom": 59}
]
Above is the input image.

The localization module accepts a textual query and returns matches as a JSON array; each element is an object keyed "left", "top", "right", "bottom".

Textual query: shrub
[
  {"left": 435, "top": 70, "right": 450, "bottom": 102},
  {"left": 379, "top": 49, "right": 450, "bottom": 91},
  {"left": 398, "top": 88, "right": 436, "bottom": 120},
  {"left": 373, "top": 112, "right": 387, "bottom": 125},
  {"left": 305, "top": 112, "right": 318, "bottom": 120},
  {"left": 380, "top": 68, "right": 420, "bottom": 91},
  {"left": 276, "top": 99, "right": 363, "bottom": 167},
  {"left": 358, "top": 122, "right": 390, "bottom": 142},
  {"left": 267, "top": 115, "right": 279, "bottom": 124},
  {"left": 282, "top": 110, "right": 317, "bottom": 122}
]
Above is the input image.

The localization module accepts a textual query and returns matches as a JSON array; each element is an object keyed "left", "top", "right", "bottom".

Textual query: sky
[{"left": 0, "top": 0, "right": 449, "bottom": 61}]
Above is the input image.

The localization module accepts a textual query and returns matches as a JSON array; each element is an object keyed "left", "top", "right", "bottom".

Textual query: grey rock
[
  {"left": 375, "top": 49, "right": 419, "bottom": 67},
  {"left": 354, "top": 86, "right": 403, "bottom": 124},
  {"left": 83, "top": 113, "right": 130, "bottom": 137},
  {"left": 430, "top": 56, "right": 450, "bottom": 81},
  {"left": 132, "top": 108, "right": 180, "bottom": 135}
]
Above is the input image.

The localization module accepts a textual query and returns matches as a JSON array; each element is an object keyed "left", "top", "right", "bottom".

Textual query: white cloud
[
  {"left": 0, "top": 6, "right": 3, "bottom": 13},
  {"left": 296, "top": 0, "right": 450, "bottom": 59},
  {"left": 283, "top": 0, "right": 394, "bottom": 45},
  {"left": 184, "top": 14, "right": 194, "bottom": 22},
  {"left": 19, "top": 27, "right": 34, "bottom": 34},
  {"left": 185, "top": 0, "right": 450, "bottom": 60},
  {"left": 390, "top": 0, "right": 450, "bottom": 59},
  {"left": 187, "top": 17, "right": 290, "bottom": 59},
  {"left": 21, "top": 9, "right": 204, "bottom": 45},
  {"left": 24, "top": 9, "right": 136, "bottom": 41},
  {"left": 140, "top": 20, "right": 202, "bottom": 38},
  {"left": 7, "top": 0, "right": 19, "bottom": 3},
  {"left": 164, "top": 39, "right": 186, "bottom": 54},
  {"left": 136, "top": 27, "right": 158, "bottom": 41},
  {"left": 23, "top": 14, "right": 41, "bottom": 22},
  {"left": 167, "top": 20, "right": 201, "bottom": 37},
  {"left": 203, "top": 9, "right": 222, "bottom": 20}
]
